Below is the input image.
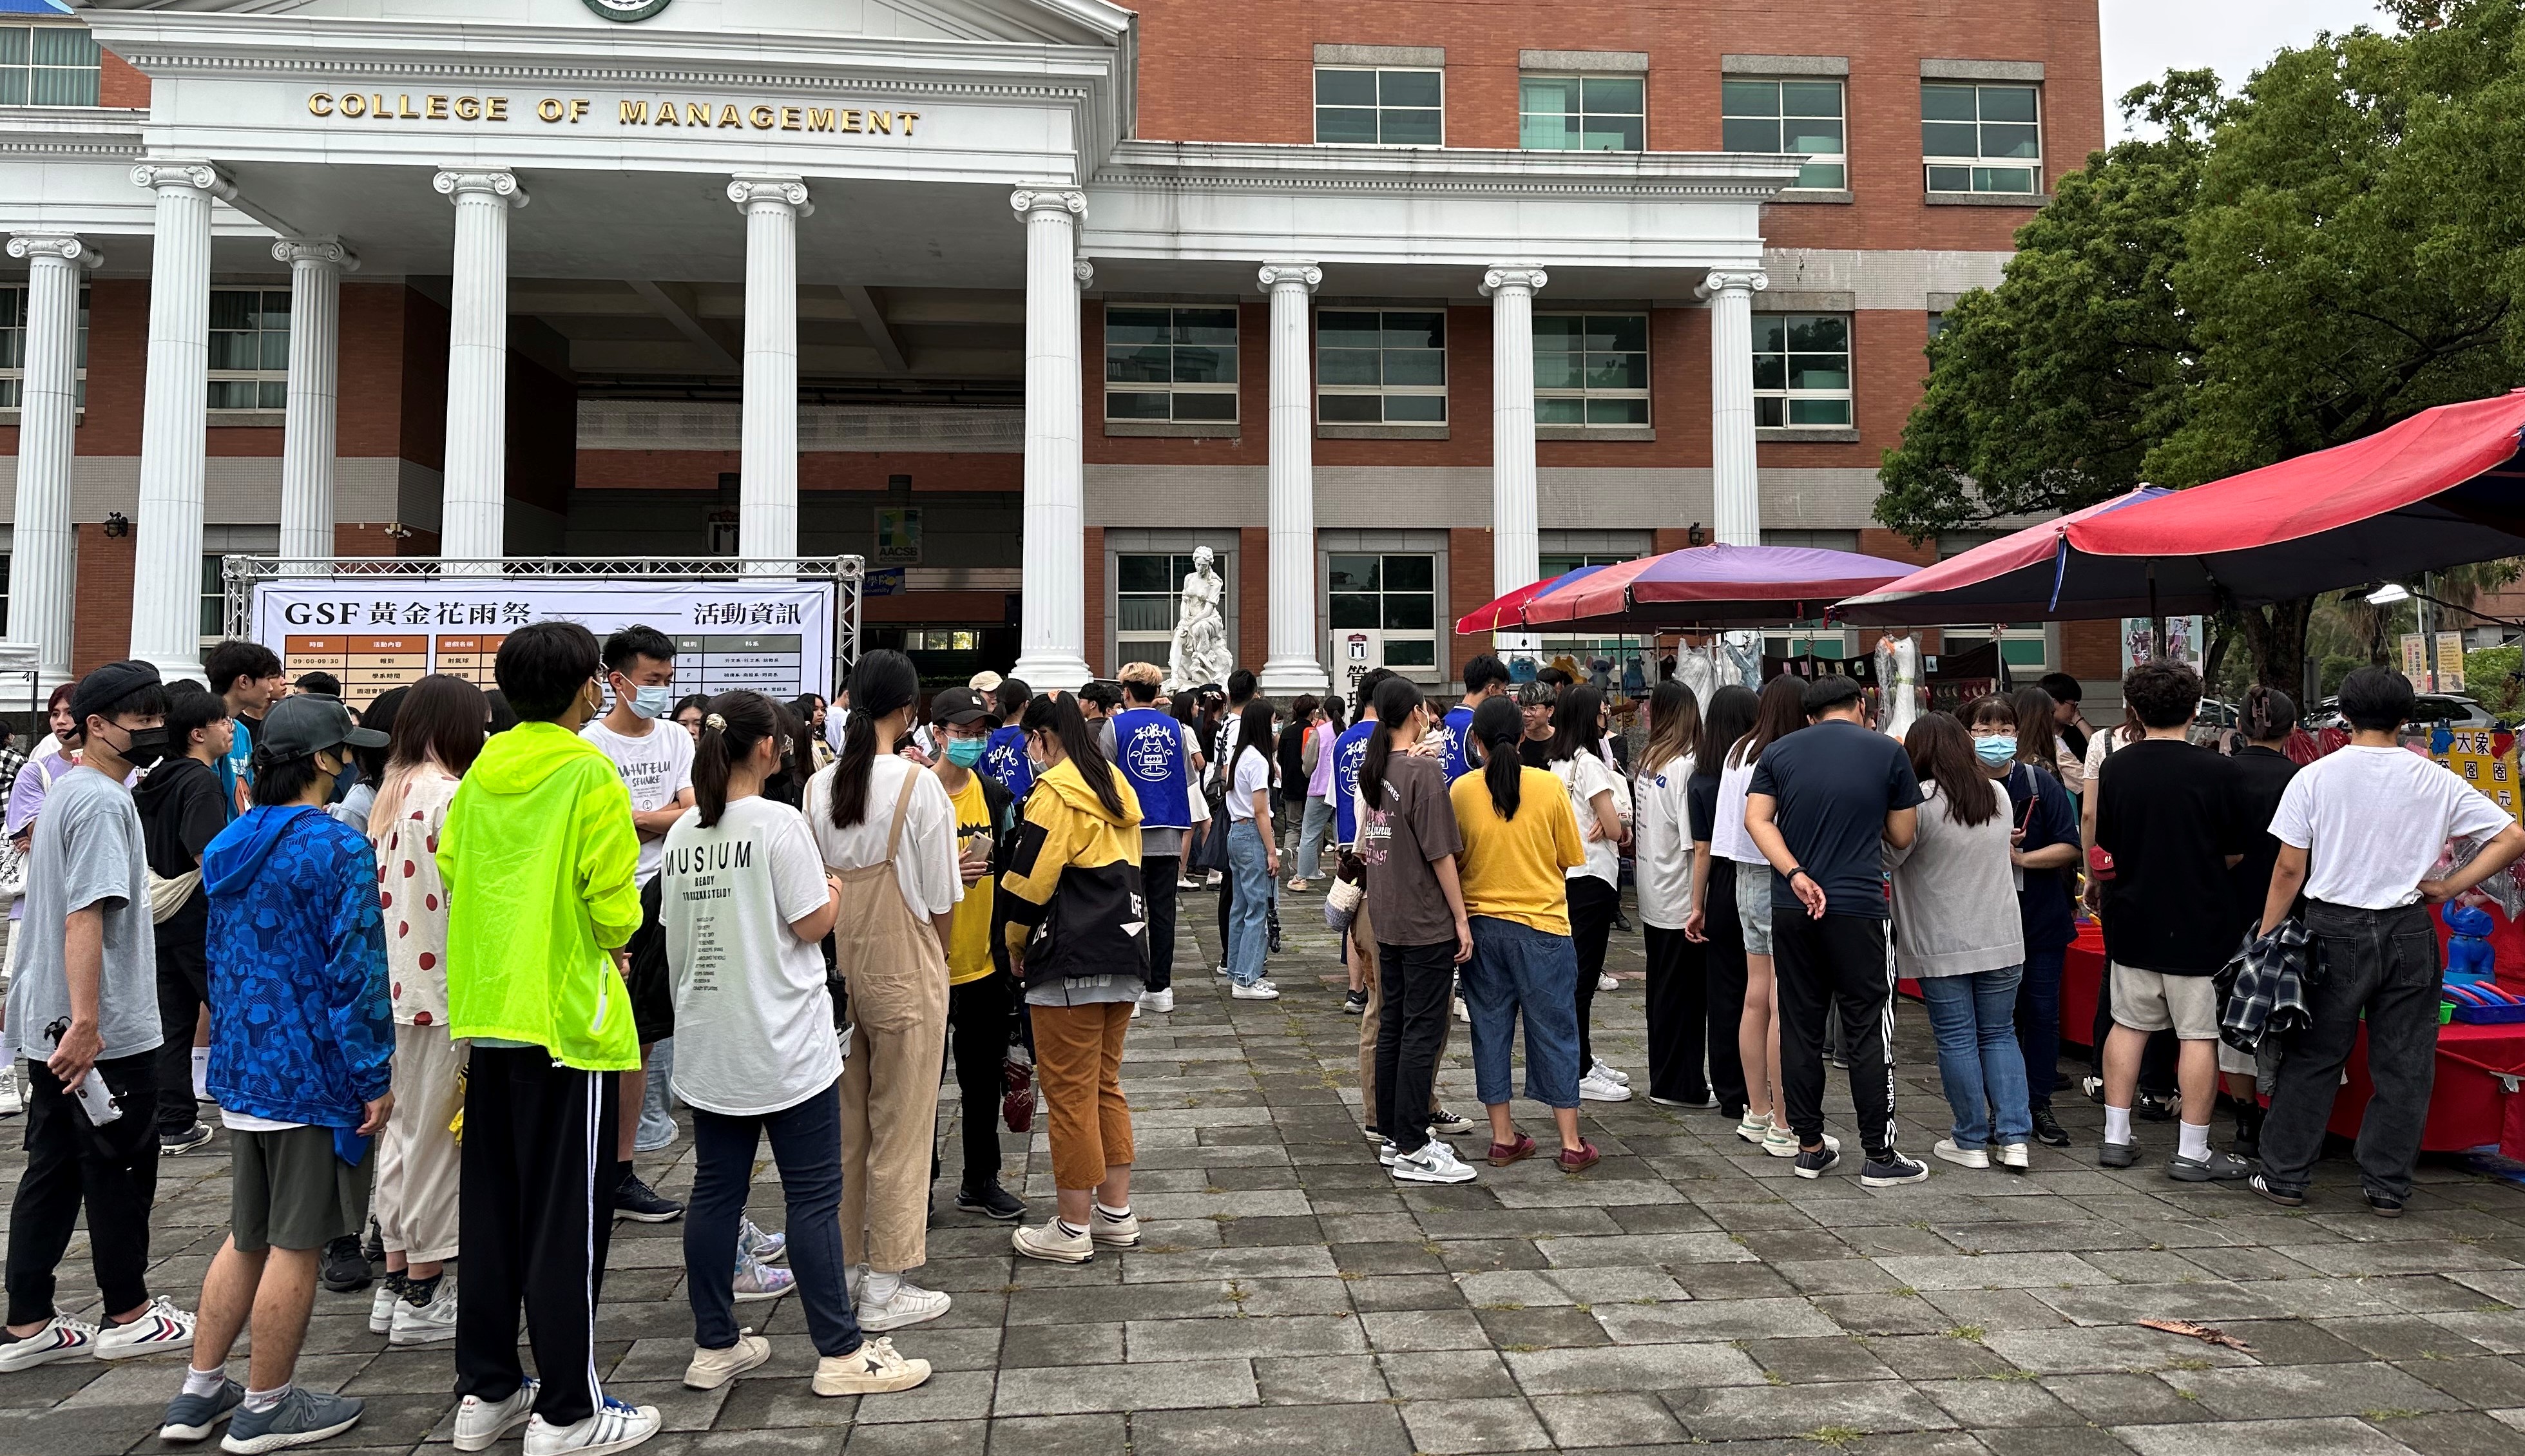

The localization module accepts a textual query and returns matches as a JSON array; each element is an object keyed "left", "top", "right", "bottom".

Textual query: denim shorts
[
  {"left": 1733, "top": 859, "right": 1776, "bottom": 957},
  {"left": 1459, "top": 915, "right": 1584, "bottom": 1109}
]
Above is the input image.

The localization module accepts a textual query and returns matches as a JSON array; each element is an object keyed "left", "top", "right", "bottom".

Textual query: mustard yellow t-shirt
[
  {"left": 1448, "top": 768, "right": 1586, "bottom": 934},
  {"left": 943, "top": 772, "right": 998, "bottom": 985}
]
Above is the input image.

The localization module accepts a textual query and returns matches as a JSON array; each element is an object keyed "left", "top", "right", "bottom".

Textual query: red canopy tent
[
  {"left": 1453, "top": 564, "right": 1609, "bottom": 635},
  {"left": 1515, "top": 542, "right": 1916, "bottom": 630},
  {"left": 1834, "top": 488, "right": 2169, "bottom": 624}
]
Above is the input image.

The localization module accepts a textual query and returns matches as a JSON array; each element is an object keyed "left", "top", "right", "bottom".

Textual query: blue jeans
[
  {"left": 1919, "top": 967, "right": 2033, "bottom": 1149},
  {"left": 1461, "top": 916, "right": 1583, "bottom": 1109},
  {"left": 2014, "top": 944, "right": 2066, "bottom": 1106},
  {"left": 686, "top": 1079, "right": 861, "bottom": 1357},
  {"left": 1225, "top": 819, "right": 1272, "bottom": 987},
  {"left": 1294, "top": 795, "right": 1334, "bottom": 881}
]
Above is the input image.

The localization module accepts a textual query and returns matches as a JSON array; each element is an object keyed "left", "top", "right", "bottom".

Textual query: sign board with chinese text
[
  {"left": 2439, "top": 632, "right": 2469, "bottom": 692},
  {"left": 2402, "top": 633, "right": 2430, "bottom": 687},
  {"left": 2434, "top": 727, "right": 2522, "bottom": 823}
]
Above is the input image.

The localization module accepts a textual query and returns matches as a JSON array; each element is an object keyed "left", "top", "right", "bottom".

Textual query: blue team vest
[
  {"left": 980, "top": 724, "right": 1035, "bottom": 801},
  {"left": 1331, "top": 720, "right": 1376, "bottom": 846},
  {"left": 1113, "top": 708, "right": 1191, "bottom": 829},
  {"left": 1441, "top": 705, "right": 1477, "bottom": 782}
]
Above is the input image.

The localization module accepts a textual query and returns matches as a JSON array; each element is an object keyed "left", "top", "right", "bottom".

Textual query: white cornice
[
  {"left": 0, "top": 107, "right": 146, "bottom": 162},
  {"left": 1091, "top": 140, "right": 1803, "bottom": 204}
]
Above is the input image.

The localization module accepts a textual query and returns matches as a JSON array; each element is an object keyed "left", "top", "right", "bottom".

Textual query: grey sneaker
[
  {"left": 159, "top": 1378, "right": 244, "bottom": 1444},
  {"left": 219, "top": 1386, "right": 363, "bottom": 1454},
  {"left": 2167, "top": 1150, "right": 2254, "bottom": 1183}
]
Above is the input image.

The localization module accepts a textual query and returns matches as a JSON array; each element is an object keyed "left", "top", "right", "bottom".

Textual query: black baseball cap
[
  {"left": 929, "top": 686, "right": 995, "bottom": 727},
  {"left": 257, "top": 693, "right": 388, "bottom": 766},
  {"left": 69, "top": 659, "right": 162, "bottom": 725}
]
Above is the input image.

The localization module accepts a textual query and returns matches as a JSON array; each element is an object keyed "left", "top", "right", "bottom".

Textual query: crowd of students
[{"left": 0, "top": 624, "right": 2511, "bottom": 1455}]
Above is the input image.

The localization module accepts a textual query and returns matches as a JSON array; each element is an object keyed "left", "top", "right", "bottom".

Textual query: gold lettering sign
[{"left": 304, "top": 92, "right": 917, "bottom": 139}]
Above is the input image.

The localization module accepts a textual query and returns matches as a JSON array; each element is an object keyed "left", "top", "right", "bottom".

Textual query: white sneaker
[
  {"left": 92, "top": 1296, "right": 194, "bottom": 1360},
  {"left": 1090, "top": 1207, "right": 1142, "bottom": 1249},
  {"left": 812, "top": 1336, "right": 932, "bottom": 1397},
  {"left": 1588, "top": 1058, "right": 1631, "bottom": 1087},
  {"left": 1769, "top": 1128, "right": 1838, "bottom": 1161},
  {"left": 1597, "top": 972, "right": 1619, "bottom": 991},
  {"left": 1230, "top": 981, "right": 1281, "bottom": 1001},
  {"left": 738, "top": 1216, "right": 785, "bottom": 1265},
  {"left": 733, "top": 1251, "right": 794, "bottom": 1303},
  {"left": 1377, "top": 1138, "right": 1400, "bottom": 1167},
  {"left": 1453, "top": 996, "right": 1469, "bottom": 1022},
  {"left": 389, "top": 1287, "right": 459, "bottom": 1346},
  {"left": 1012, "top": 1218, "right": 1095, "bottom": 1264},
  {"left": 521, "top": 1395, "right": 660, "bottom": 1456},
  {"left": 1997, "top": 1142, "right": 2033, "bottom": 1173},
  {"left": 1577, "top": 1070, "right": 1632, "bottom": 1103},
  {"left": 1734, "top": 1112, "right": 1774, "bottom": 1146},
  {"left": 855, "top": 1278, "right": 950, "bottom": 1332},
  {"left": 0, "top": 1065, "right": 21, "bottom": 1117},
  {"left": 1138, "top": 988, "right": 1175, "bottom": 1015},
  {"left": 1932, "top": 1138, "right": 1991, "bottom": 1170},
  {"left": 682, "top": 1332, "right": 769, "bottom": 1391},
  {"left": 1390, "top": 1140, "right": 1479, "bottom": 1184},
  {"left": 368, "top": 1283, "right": 399, "bottom": 1336},
  {"left": 452, "top": 1379, "right": 537, "bottom": 1453},
  {"left": 0, "top": 1313, "right": 97, "bottom": 1371}
]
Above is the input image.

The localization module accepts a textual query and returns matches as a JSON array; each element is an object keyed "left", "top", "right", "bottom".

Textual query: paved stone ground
[{"left": 8, "top": 886, "right": 2525, "bottom": 1455}]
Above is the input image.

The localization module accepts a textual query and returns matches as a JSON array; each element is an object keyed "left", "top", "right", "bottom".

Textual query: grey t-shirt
[{"left": 7, "top": 765, "right": 161, "bottom": 1064}]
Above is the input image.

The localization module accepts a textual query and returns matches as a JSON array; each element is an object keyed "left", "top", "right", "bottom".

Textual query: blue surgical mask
[
  {"left": 1973, "top": 734, "right": 2017, "bottom": 767},
  {"left": 624, "top": 684, "right": 674, "bottom": 720},
  {"left": 945, "top": 736, "right": 986, "bottom": 768}
]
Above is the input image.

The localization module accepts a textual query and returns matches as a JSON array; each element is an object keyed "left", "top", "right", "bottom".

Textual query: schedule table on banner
[{"left": 257, "top": 579, "right": 837, "bottom": 710}]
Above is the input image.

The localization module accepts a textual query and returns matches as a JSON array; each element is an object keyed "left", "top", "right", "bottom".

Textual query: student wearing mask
[
  {"left": 804, "top": 651, "right": 960, "bottom": 1334},
  {"left": 999, "top": 695, "right": 1147, "bottom": 1264},
  {"left": 1113, "top": 664, "right": 1204, "bottom": 1017},
  {"left": 160, "top": 694, "right": 395, "bottom": 1451},
  {"left": 1683, "top": 685, "right": 1759, "bottom": 1121},
  {"left": 665, "top": 690, "right": 934, "bottom": 1399},
  {"left": 925, "top": 687, "right": 1026, "bottom": 1221},
  {"left": 136, "top": 684, "right": 233, "bottom": 1158},
  {"left": 1549, "top": 686, "right": 1631, "bottom": 1102},
  {"left": 1714, "top": 676, "right": 1808, "bottom": 1156},
  {"left": 1962, "top": 695, "right": 2080, "bottom": 1149},
  {"left": 1632, "top": 681, "right": 1711, "bottom": 1108}
]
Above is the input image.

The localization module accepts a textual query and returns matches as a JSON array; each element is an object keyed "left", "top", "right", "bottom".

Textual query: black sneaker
[
  {"left": 613, "top": 1172, "right": 684, "bottom": 1223},
  {"left": 2029, "top": 1105, "right": 2071, "bottom": 1148},
  {"left": 2365, "top": 1191, "right": 2406, "bottom": 1218},
  {"left": 956, "top": 1181, "right": 1027, "bottom": 1222},
  {"left": 158, "top": 1122, "right": 213, "bottom": 1156},
  {"left": 320, "top": 1234, "right": 372, "bottom": 1293},
  {"left": 1859, "top": 1151, "right": 1931, "bottom": 1188},
  {"left": 1341, "top": 990, "right": 1368, "bottom": 1016},
  {"left": 360, "top": 1213, "right": 385, "bottom": 1267},
  {"left": 2249, "top": 1173, "right": 2305, "bottom": 1207},
  {"left": 1792, "top": 1142, "right": 1841, "bottom": 1180},
  {"left": 2135, "top": 1091, "right": 2179, "bottom": 1122}
]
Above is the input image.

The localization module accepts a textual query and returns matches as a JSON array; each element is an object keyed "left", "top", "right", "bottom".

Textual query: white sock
[
  {"left": 1094, "top": 1202, "right": 1132, "bottom": 1221},
  {"left": 1055, "top": 1218, "right": 1088, "bottom": 1239},
  {"left": 241, "top": 1384, "right": 289, "bottom": 1414},
  {"left": 862, "top": 1270, "right": 901, "bottom": 1304},
  {"left": 191, "top": 1048, "right": 210, "bottom": 1101},
  {"left": 2178, "top": 1120, "right": 2211, "bottom": 1162},
  {"left": 2104, "top": 1105, "right": 2133, "bottom": 1145},
  {"left": 182, "top": 1365, "right": 227, "bottom": 1398}
]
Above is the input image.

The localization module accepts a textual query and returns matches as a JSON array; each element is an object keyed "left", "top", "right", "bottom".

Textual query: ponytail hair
[
  {"left": 1470, "top": 695, "right": 1526, "bottom": 820},
  {"left": 2242, "top": 683, "right": 2298, "bottom": 743},
  {"left": 1359, "top": 676, "right": 1425, "bottom": 812},
  {"left": 1020, "top": 692, "right": 1126, "bottom": 818},
  {"left": 694, "top": 690, "right": 778, "bottom": 829},
  {"left": 829, "top": 648, "right": 920, "bottom": 829}
]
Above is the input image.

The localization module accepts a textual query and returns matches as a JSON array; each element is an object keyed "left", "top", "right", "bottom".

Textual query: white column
[
  {"left": 5, "top": 231, "right": 97, "bottom": 690},
  {"left": 274, "top": 238, "right": 355, "bottom": 573},
  {"left": 1257, "top": 261, "right": 1328, "bottom": 698},
  {"left": 1483, "top": 265, "right": 1548, "bottom": 656},
  {"left": 729, "top": 175, "right": 810, "bottom": 575},
  {"left": 129, "top": 161, "right": 230, "bottom": 683},
  {"left": 1698, "top": 268, "right": 1769, "bottom": 546},
  {"left": 1008, "top": 187, "right": 1093, "bottom": 691},
  {"left": 434, "top": 169, "right": 527, "bottom": 568}
]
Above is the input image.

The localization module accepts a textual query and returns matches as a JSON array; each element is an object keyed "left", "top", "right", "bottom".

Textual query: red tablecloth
[{"left": 2062, "top": 921, "right": 2104, "bottom": 1048}]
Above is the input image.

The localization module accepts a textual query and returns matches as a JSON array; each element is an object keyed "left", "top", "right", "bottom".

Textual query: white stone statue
[{"left": 1169, "top": 546, "right": 1233, "bottom": 690}]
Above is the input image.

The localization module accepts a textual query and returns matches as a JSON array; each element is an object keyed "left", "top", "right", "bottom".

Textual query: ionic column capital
[
  {"left": 434, "top": 169, "right": 530, "bottom": 207},
  {"left": 1696, "top": 268, "right": 1770, "bottom": 301},
  {"left": 131, "top": 159, "right": 234, "bottom": 200},
  {"left": 1481, "top": 265, "right": 1549, "bottom": 298},
  {"left": 272, "top": 236, "right": 360, "bottom": 273},
  {"left": 1073, "top": 257, "right": 1095, "bottom": 291},
  {"left": 729, "top": 173, "right": 813, "bottom": 216},
  {"left": 1010, "top": 187, "right": 1087, "bottom": 220},
  {"left": 7, "top": 232, "right": 101, "bottom": 269},
  {"left": 1257, "top": 261, "right": 1323, "bottom": 294}
]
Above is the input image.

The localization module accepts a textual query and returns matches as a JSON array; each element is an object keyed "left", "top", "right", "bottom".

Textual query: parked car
[{"left": 2303, "top": 693, "right": 2500, "bottom": 731}]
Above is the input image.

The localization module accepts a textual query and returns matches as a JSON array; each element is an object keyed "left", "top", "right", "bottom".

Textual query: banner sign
[{"left": 253, "top": 579, "right": 836, "bottom": 709}]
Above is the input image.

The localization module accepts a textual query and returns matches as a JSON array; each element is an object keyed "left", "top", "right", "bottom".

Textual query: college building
[{"left": 1, "top": 0, "right": 2113, "bottom": 696}]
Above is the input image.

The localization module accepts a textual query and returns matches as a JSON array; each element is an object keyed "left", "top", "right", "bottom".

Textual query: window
[
  {"left": 0, "top": 283, "right": 89, "bottom": 408},
  {"left": 902, "top": 629, "right": 981, "bottom": 652},
  {"left": 1104, "top": 306, "right": 1238, "bottom": 424},
  {"left": 207, "top": 288, "right": 290, "bottom": 410},
  {"left": 0, "top": 26, "right": 102, "bottom": 107},
  {"left": 1534, "top": 313, "right": 1648, "bottom": 427},
  {"left": 1318, "top": 310, "right": 1446, "bottom": 425},
  {"left": 1314, "top": 67, "right": 1443, "bottom": 146},
  {"left": 1519, "top": 75, "right": 1643, "bottom": 151},
  {"left": 1115, "top": 553, "right": 1206, "bottom": 655},
  {"left": 1752, "top": 313, "right": 1850, "bottom": 428},
  {"left": 1921, "top": 82, "right": 2041, "bottom": 195},
  {"left": 1328, "top": 553, "right": 1437, "bottom": 668},
  {"left": 1926, "top": 311, "right": 1950, "bottom": 343},
  {"left": 1721, "top": 79, "right": 1846, "bottom": 189},
  {"left": 201, "top": 555, "right": 225, "bottom": 639}
]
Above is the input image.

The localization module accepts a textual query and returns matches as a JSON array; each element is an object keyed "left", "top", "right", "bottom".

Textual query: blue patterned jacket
[{"left": 204, "top": 804, "right": 394, "bottom": 1127}]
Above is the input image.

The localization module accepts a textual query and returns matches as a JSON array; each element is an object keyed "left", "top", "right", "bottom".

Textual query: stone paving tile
[{"left": 9, "top": 890, "right": 2525, "bottom": 1453}]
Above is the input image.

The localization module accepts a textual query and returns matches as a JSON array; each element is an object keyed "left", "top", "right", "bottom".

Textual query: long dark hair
[
  {"left": 829, "top": 648, "right": 919, "bottom": 829},
  {"left": 1905, "top": 712, "right": 1999, "bottom": 827},
  {"left": 693, "top": 690, "right": 778, "bottom": 829},
  {"left": 1234, "top": 698, "right": 1276, "bottom": 780},
  {"left": 2010, "top": 686, "right": 2062, "bottom": 772},
  {"left": 385, "top": 674, "right": 487, "bottom": 778},
  {"left": 1642, "top": 680, "right": 1698, "bottom": 774},
  {"left": 1696, "top": 684, "right": 1757, "bottom": 783},
  {"left": 1733, "top": 674, "right": 1808, "bottom": 769},
  {"left": 1470, "top": 695, "right": 1526, "bottom": 819},
  {"left": 1021, "top": 693, "right": 1125, "bottom": 818},
  {"left": 2242, "top": 683, "right": 2298, "bottom": 743},
  {"left": 1359, "top": 676, "right": 1424, "bottom": 812},
  {"left": 1548, "top": 683, "right": 1604, "bottom": 765}
]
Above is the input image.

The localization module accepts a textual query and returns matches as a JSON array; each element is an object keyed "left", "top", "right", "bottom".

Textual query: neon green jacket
[{"left": 437, "top": 721, "right": 643, "bottom": 1071}]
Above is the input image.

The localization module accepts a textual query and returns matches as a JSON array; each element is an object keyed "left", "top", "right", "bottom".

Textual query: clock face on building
[{"left": 582, "top": 0, "right": 673, "bottom": 21}]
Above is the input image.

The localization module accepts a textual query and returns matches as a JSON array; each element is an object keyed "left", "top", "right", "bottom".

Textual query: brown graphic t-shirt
[{"left": 1359, "top": 751, "right": 1465, "bottom": 948}]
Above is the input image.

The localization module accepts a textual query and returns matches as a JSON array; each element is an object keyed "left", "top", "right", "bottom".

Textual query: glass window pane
[
  {"left": 1520, "top": 114, "right": 1576, "bottom": 150},
  {"left": 0, "top": 71, "right": 25, "bottom": 106},
  {"left": 255, "top": 289, "right": 290, "bottom": 324},
  {"left": 1172, "top": 390, "right": 1236, "bottom": 422},
  {"left": 1789, "top": 398, "right": 1852, "bottom": 425},
  {"left": 1975, "top": 166, "right": 2037, "bottom": 193},
  {"left": 260, "top": 330, "right": 289, "bottom": 370},
  {"left": 1582, "top": 115, "right": 1642, "bottom": 151},
  {"left": 1383, "top": 312, "right": 1444, "bottom": 349},
  {"left": 1315, "top": 69, "right": 1376, "bottom": 106},
  {"left": 1521, "top": 76, "right": 1581, "bottom": 112},
  {"left": 1383, "top": 639, "right": 1436, "bottom": 667},
  {"left": 1106, "top": 390, "right": 1170, "bottom": 420},
  {"left": 1581, "top": 77, "right": 1643, "bottom": 113},
  {"left": 204, "top": 379, "right": 246, "bottom": 409},
  {"left": 1316, "top": 312, "right": 1381, "bottom": 349},
  {"left": 30, "top": 65, "right": 95, "bottom": 106},
  {"left": 1751, "top": 316, "right": 1787, "bottom": 352},
  {"left": 1923, "top": 120, "right": 1979, "bottom": 158},
  {"left": 1385, "top": 555, "right": 1435, "bottom": 591},
  {"left": 1383, "top": 595, "right": 1434, "bottom": 630},
  {"left": 1926, "top": 164, "right": 1972, "bottom": 191},
  {"left": 1796, "top": 158, "right": 1847, "bottom": 189},
  {"left": 208, "top": 334, "right": 257, "bottom": 370},
  {"left": 1173, "top": 308, "right": 1238, "bottom": 345},
  {"left": 1536, "top": 398, "right": 1584, "bottom": 424},
  {"left": 1379, "top": 70, "right": 1443, "bottom": 108},
  {"left": 1722, "top": 79, "right": 1780, "bottom": 117},
  {"left": 1722, "top": 117, "right": 1783, "bottom": 153},
  {"left": 1105, "top": 307, "right": 1170, "bottom": 345},
  {"left": 1982, "top": 122, "right": 2040, "bottom": 159},
  {"left": 0, "top": 29, "right": 27, "bottom": 65},
  {"left": 1787, "top": 360, "right": 1848, "bottom": 391},
  {"left": 1316, "top": 348, "right": 1381, "bottom": 386},
  {"left": 1329, "top": 595, "right": 1379, "bottom": 629},
  {"left": 1316, "top": 108, "right": 1377, "bottom": 144},
  {"left": 1532, "top": 315, "right": 1584, "bottom": 347},
  {"left": 1788, "top": 314, "right": 1848, "bottom": 352},
  {"left": 1921, "top": 83, "right": 1977, "bottom": 121},
  {"left": 1756, "top": 397, "right": 1784, "bottom": 427},
  {"left": 1329, "top": 555, "right": 1381, "bottom": 591},
  {"left": 1108, "top": 344, "right": 1171, "bottom": 383},
  {"left": 1117, "top": 555, "right": 1173, "bottom": 592},
  {"left": 258, "top": 380, "right": 287, "bottom": 409},
  {"left": 1781, "top": 81, "right": 1843, "bottom": 118},
  {"left": 1382, "top": 350, "right": 1445, "bottom": 387},
  {"left": 1533, "top": 353, "right": 1583, "bottom": 390},
  {"left": 1590, "top": 315, "right": 1647, "bottom": 352},
  {"left": 1384, "top": 393, "right": 1446, "bottom": 422},
  {"left": 1586, "top": 397, "right": 1649, "bottom": 425},
  {"left": 1787, "top": 120, "right": 1843, "bottom": 154},
  {"left": 209, "top": 292, "right": 254, "bottom": 329},
  {"left": 1586, "top": 353, "right": 1647, "bottom": 389},
  {"left": 1753, "top": 354, "right": 1787, "bottom": 390},
  {"left": 1116, "top": 596, "right": 1177, "bottom": 633},
  {"left": 30, "top": 28, "right": 96, "bottom": 66},
  {"left": 1978, "top": 85, "right": 2038, "bottom": 123},
  {"left": 1173, "top": 345, "right": 1233, "bottom": 384},
  {"left": 1381, "top": 108, "right": 1442, "bottom": 145},
  {"left": 1318, "top": 392, "right": 1380, "bottom": 422}
]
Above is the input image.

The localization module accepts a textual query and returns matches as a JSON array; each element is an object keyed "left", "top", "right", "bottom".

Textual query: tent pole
[{"left": 2147, "top": 562, "right": 2165, "bottom": 660}]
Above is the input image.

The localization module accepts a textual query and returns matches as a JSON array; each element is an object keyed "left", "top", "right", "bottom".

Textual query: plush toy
[{"left": 2444, "top": 900, "right": 2497, "bottom": 984}]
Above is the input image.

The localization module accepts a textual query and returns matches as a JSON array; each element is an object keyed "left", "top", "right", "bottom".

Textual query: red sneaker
[
  {"left": 1486, "top": 1133, "right": 1536, "bottom": 1167},
  {"left": 1555, "top": 1141, "right": 1600, "bottom": 1173}
]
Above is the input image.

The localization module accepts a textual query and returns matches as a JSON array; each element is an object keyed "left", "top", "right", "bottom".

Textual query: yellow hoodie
[{"left": 998, "top": 756, "right": 1146, "bottom": 986}]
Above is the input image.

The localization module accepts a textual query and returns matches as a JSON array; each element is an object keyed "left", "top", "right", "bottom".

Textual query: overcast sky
[{"left": 2099, "top": 0, "right": 2394, "bottom": 137}]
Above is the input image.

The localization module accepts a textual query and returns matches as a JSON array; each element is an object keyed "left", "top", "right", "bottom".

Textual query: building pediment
[{"left": 69, "top": 0, "right": 1133, "bottom": 50}]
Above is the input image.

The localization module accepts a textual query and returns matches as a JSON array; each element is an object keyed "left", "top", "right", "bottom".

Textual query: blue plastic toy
[{"left": 2445, "top": 901, "right": 2497, "bottom": 984}]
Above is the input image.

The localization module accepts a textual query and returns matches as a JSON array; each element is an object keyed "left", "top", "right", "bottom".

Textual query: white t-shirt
[
  {"left": 802, "top": 754, "right": 961, "bottom": 919},
  {"left": 1225, "top": 745, "right": 1272, "bottom": 821},
  {"left": 1553, "top": 751, "right": 1622, "bottom": 886},
  {"left": 1711, "top": 749, "right": 1764, "bottom": 865},
  {"left": 1632, "top": 751, "right": 1696, "bottom": 929},
  {"left": 2270, "top": 745, "right": 2511, "bottom": 910},
  {"left": 581, "top": 717, "right": 695, "bottom": 888},
  {"left": 661, "top": 796, "right": 841, "bottom": 1116}
]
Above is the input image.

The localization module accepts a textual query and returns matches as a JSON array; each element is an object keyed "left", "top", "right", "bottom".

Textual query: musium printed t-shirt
[
  {"left": 581, "top": 718, "right": 695, "bottom": 888},
  {"left": 1359, "top": 752, "right": 1464, "bottom": 947},
  {"left": 6, "top": 766, "right": 161, "bottom": 1064},
  {"left": 1748, "top": 719, "right": 1923, "bottom": 917},
  {"left": 661, "top": 795, "right": 841, "bottom": 1117},
  {"left": 2093, "top": 737, "right": 2249, "bottom": 975},
  {"left": 2271, "top": 743, "right": 2512, "bottom": 910},
  {"left": 1448, "top": 767, "right": 1584, "bottom": 935}
]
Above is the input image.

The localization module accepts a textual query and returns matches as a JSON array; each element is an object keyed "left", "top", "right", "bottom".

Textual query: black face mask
[{"left": 103, "top": 722, "right": 169, "bottom": 770}]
